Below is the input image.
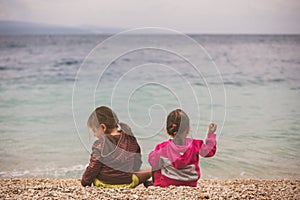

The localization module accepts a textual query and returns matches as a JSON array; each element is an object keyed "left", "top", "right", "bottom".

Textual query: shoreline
[{"left": 1, "top": 179, "right": 299, "bottom": 199}]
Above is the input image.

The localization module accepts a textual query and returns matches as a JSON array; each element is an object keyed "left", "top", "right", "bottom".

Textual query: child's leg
[
  {"left": 152, "top": 170, "right": 155, "bottom": 183},
  {"left": 134, "top": 169, "right": 152, "bottom": 184}
]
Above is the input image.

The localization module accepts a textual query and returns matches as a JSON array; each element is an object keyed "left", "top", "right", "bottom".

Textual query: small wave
[
  {"left": 194, "top": 82, "right": 205, "bottom": 86},
  {"left": 290, "top": 87, "right": 300, "bottom": 90},
  {"left": 280, "top": 59, "right": 300, "bottom": 65},
  {"left": 54, "top": 59, "right": 81, "bottom": 67},
  {"left": 223, "top": 81, "right": 243, "bottom": 86},
  {"left": 64, "top": 77, "right": 76, "bottom": 82},
  {"left": 5, "top": 43, "right": 26, "bottom": 48},
  {"left": 194, "top": 81, "right": 243, "bottom": 86},
  {"left": 0, "top": 66, "right": 9, "bottom": 71},
  {"left": 0, "top": 66, "right": 23, "bottom": 71},
  {"left": 268, "top": 78, "right": 285, "bottom": 83},
  {"left": 122, "top": 58, "right": 131, "bottom": 62},
  {"left": 0, "top": 164, "right": 85, "bottom": 178}
]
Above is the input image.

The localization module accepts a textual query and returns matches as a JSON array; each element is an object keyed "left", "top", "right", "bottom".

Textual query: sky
[{"left": 0, "top": 0, "right": 300, "bottom": 34}]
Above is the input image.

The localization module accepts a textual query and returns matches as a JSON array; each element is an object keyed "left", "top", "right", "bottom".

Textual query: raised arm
[{"left": 199, "top": 123, "right": 217, "bottom": 158}]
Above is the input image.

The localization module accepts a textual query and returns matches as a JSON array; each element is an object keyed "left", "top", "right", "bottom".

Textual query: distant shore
[{"left": 0, "top": 178, "right": 298, "bottom": 199}]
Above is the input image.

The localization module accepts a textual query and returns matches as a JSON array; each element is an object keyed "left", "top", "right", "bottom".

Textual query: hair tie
[
  {"left": 117, "top": 123, "right": 122, "bottom": 132},
  {"left": 172, "top": 124, "right": 177, "bottom": 127}
]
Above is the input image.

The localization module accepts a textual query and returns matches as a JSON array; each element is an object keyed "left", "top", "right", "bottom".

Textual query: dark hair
[
  {"left": 87, "top": 106, "right": 119, "bottom": 134},
  {"left": 119, "top": 122, "right": 134, "bottom": 136},
  {"left": 166, "top": 109, "right": 190, "bottom": 137}
]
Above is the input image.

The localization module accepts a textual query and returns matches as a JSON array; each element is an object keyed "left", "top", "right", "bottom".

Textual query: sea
[{"left": 0, "top": 31, "right": 299, "bottom": 180}]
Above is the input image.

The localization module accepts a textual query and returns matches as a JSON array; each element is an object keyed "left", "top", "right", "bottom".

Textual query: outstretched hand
[{"left": 208, "top": 123, "right": 217, "bottom": 133}]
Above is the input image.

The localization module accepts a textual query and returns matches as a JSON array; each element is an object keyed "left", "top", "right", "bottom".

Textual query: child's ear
[{"left": 100, "top": 124, "right": 107, "bottom": 132}]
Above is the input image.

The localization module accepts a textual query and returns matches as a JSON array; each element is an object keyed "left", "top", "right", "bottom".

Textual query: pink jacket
[{"left": 148, "top": 133, "right": 216, "bottom": 187}]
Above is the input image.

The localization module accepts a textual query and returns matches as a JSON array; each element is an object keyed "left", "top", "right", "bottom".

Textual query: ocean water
[{"left": 0, "top": 33, "right": 299, "bottom": 179}]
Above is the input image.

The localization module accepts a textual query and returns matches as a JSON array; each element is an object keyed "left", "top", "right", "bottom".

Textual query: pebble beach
[{"left": 0, "top": 179, "right": 299, "bottom": 199}]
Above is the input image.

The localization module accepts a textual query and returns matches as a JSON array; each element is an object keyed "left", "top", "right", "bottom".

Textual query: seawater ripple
[{"left": 0, "top": 34, "right": 299, "bottom": 179}]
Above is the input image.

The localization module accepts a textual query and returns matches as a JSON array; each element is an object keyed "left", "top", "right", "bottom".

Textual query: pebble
[{"left": 0, "top": 179, "right": 299, "bottom": 199}]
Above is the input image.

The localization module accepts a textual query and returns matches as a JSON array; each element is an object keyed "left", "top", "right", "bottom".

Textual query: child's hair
[
  {"left": 119, "top": 122, "right": 134, "bottom": 136},
  {"left": 166, "top": 109, "right": 190, "bottom": 137},
  {"left": 87, "top": 106, "right": 119, "bottom": 134}
]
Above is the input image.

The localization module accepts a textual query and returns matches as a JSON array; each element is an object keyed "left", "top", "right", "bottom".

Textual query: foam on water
[{"left": 0, "top": 164, "right": 85, "bottom": 178}]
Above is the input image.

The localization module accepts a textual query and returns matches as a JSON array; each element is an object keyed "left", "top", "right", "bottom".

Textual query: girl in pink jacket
[{"left": 148, "top": 109, "right": 217, "bottom": 187}]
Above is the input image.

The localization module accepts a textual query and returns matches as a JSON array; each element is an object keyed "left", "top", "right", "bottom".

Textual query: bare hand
[{"left": 208, "top": 123, "right": 217, "bottom": 133}]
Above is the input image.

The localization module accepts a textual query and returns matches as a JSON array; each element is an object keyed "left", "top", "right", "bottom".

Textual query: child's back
[
  {"left": 148, "top": 109, "right": 217, "bottom": 187},
  {"left": 81, "top": 106, "right": 151, "bottom": 188},
  {"left": 82, "top": 130, "right": 141, "bottom": 185}
]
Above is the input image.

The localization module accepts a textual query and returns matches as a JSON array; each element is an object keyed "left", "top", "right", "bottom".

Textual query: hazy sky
[{"left": 1, "top": 0, "right": 300, "bottom": 34}]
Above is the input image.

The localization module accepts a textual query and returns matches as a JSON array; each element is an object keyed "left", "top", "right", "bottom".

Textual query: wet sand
[{"left": 0, "top": 179, "right": 299, "bottom": 199}]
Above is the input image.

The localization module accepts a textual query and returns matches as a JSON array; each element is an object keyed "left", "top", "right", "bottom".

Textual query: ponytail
[{"left": 166, "top": 109, "right": 189, "bottom": 137}]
